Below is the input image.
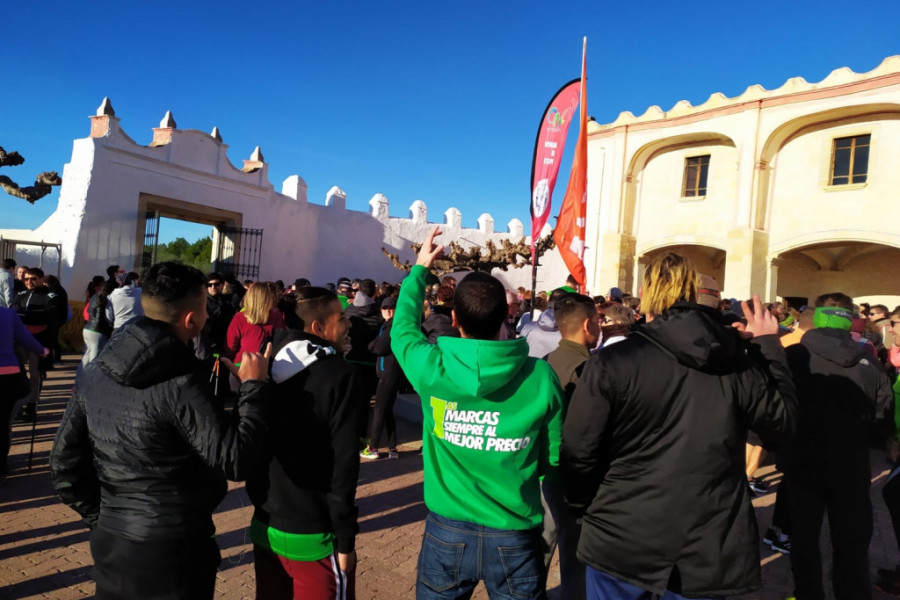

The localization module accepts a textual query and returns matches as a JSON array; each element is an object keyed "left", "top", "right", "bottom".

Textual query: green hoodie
[{"left": 391, "top": 265, "right": 564, "bottom": 530}]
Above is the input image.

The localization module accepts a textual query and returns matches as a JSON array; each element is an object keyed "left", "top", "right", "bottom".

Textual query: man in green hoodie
[{"left": 392, "top": 227, "right": 564, "bottom": 600}]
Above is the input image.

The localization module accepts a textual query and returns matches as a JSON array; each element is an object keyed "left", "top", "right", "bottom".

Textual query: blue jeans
[
  {"left": 585, "top": 567, "right": 719, "bottom": 600},
  {"left": 417, "top": 512, "right": 546, "bottom": 600}
]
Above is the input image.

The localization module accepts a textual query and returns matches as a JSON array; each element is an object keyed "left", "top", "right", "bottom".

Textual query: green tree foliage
[{"left": 155, "top": 236, "right": 213, "bottom": 273}]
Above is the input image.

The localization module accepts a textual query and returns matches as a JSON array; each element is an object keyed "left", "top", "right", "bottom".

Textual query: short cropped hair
[
  {"left": 124, "top": 271, "right": 140, "bottom": 285},
  {"left": 454, "top": 272, "right": 507, "bottom": 340},
  {"left": 2, "top": 258, "right": 15, "bottom": 270},
  {"left": 548, "top": 287, "right": 572, "bottom": 309},
  {"left": 870, "top": 304, "right": 890, "bottom": 318},
  {"left": 555, "top": 294, "right": 597, "bottom": 336},
  {"left": 26, "top": 267, "right": 45, "bottom": 278},
  {"left": 106, "top": 265, "right": 120, "bottom": 279},
  {"left": 359, "top": 279, "right": 376, "bottom": 298},
  {"left": 207, "top": 271, "right": 225, "bottom": 283},
  {"left": 641, "top": 252, "right": 700, "bottom": 317},
  {"left": 295, "top": 287, "right": 341, "bottom": 331},
  {"left": 815, "top": 292, "right": 854, "bottom": 311},
  {"left": 141, "top": 262, "right": 206, "bottom": 321}
]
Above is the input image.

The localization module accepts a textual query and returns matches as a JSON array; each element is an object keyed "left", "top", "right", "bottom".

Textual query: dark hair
[
  {"left": 548, "top": 287, "right": 572, "bottom": 309},
  {"left": 98, "top": 279, "right": 118, "bottom": 310},
  {"left": 454, "top": 272, "right": 507, "bottom": 340},
  {"left": 124, "top": 271, "right": 140, "bottom": 285},
  {"left": 436, "top": 285, "right": 455, "bottom": 305},
  {"left": 207, "top": 271, "right": 224, "bottom": 283},
  {"left": 44, "top": 274, "right": 62, "bottom": 293},
  {"left": 85, "top": 275, "right": 106, "bottom": 302},
  {"left": 815, "top": 293, "right": 854, "bottom": 311},
  {"left": 295, "top": 287, "right": 341, "bottom": 330},
  {"left": 555, "top": 294, "right": 597, "bottom": 336},
  {"left": 359, "top": 278, "right": 376, "bottom": 297},
  {"left": 141, "top": 262, "right": 207, "bottom": 320},
  {"left": 26, "top": 267, "right": 45, "bottom": 278},
  {"left": 2, "top": 258, "right": 15, "bottom": 270},
  {"left": 106, "top": 264, "right": 120, "bottom": 279}
]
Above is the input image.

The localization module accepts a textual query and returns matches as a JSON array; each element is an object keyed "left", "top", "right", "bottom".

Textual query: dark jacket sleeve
[
  {"left": 328, "top": 365, "right": 363, "bottom": 553},
  {"left": 49, "top": 387, "right": 100, "bottom": 528},
  {"left": 560, "top": 353, "right": 612, "bottom": 517},
  {"left": 738, "top": 334, "right": 799, "bottom": 445},
  {"left": 173, "top": 376, "right": 270, "bottom": 481},
  {"left": 368, "top": 320, "right": 393, "bottom": 356}
]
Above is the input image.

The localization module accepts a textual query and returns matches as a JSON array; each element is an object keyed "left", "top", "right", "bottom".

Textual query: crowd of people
[{"left": 1, "top": 231, "right": 898, "bottom": 600}]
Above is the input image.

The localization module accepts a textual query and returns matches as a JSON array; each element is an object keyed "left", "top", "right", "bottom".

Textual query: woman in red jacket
[{"left": 225, "top": 282, "right": 285, "bottom": 360}]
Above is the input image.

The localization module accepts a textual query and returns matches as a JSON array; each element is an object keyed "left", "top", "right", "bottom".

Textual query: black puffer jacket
[
  {"left": 50, "top": 317, "right": 269, "bottom": 541},
  {"left": 562, "top": 303, "right": 798, "bottom": 597}
]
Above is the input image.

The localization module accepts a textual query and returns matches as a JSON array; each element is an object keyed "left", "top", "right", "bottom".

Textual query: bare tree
[
  {"left": 0, "top": 146, "right": 62, "bottom": 203},
  {"left": 383, "top": 235, "right": 556, "bottom": 276}
]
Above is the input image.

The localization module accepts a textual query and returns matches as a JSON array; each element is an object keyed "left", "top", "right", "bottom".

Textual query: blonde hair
[
  {"left": 641, "top": 253, "right": 700, "bottom": 317},
  {"left": 243, "top": 282, "right": 276, "bottom": 325}
]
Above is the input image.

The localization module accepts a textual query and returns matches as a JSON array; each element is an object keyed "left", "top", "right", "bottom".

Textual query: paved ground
[{"left": 1, "top": 355, "right": 898, "bottom": 600}]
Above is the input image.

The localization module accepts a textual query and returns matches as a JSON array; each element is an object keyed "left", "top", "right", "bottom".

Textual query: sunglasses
[
  {"left": 207, "top": 282, "right": 223, "bottom": 288},
  {"left": 892, "top": 321, "right": 900, "bottom": 327},
  {"left": 24, "top": 277, "right": 39, "bottom": 282}
]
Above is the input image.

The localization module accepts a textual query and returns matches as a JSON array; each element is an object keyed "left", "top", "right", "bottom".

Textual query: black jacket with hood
[
  {"left": 50, "top": 317, "right": 269, "bottom": 541},
  {"left": 345, "top": 295, "right": 383, "bottom": 364},
  {"left": 246, "top": 329, "right": 364, "bottom": 553},
  {"left": 561, "top": 303, "right": 798, "bottom": 597},
  {"left": 785, "top": 327, "right": 893, "bottom": 481}
]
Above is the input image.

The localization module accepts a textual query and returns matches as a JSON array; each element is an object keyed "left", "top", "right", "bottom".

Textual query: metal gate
[
  {"left": 141, "top": 210, "right": 160, "bottom": 272},
  {"left": 212, "top": 225, "right": 263, "bottom": 281}
]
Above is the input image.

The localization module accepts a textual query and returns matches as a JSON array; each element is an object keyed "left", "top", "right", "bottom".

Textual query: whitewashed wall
[{"left": 0, "top": 102, "right": 570, "bottom": 296}]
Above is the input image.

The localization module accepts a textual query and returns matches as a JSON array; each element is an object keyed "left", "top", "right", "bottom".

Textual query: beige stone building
[{"left": 583, "top": 56, "right": 900, "bottom": 309}]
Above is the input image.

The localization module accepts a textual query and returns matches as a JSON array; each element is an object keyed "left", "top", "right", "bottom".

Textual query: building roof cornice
[{"left": 588, "top": 55, "right": 900, "bottom": 136}]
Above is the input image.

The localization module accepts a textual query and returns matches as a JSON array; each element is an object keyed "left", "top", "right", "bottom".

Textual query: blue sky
[{"left": 2, "top": 1, "right": 899, "bottom": 243}]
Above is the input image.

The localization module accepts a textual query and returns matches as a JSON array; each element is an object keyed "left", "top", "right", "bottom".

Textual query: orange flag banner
[{"left": 553, "top": 38, "right": 588, "bottom": 288}]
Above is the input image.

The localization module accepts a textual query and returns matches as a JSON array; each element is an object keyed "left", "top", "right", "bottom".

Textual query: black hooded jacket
[
  {"left": 785, "top": 327, "right": 893, "bottom": 480},
  {"left": 50, "top": 317, "right": 269, "bottom": 541},
  {"left": 561, "top": 303, "right": 798, "bottom": 597},
  {"left": 246, "top": 329, "right": 364, "bottom": 553}
]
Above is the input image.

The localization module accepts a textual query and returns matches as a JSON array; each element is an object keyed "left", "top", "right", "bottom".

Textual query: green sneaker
[{"left": 360, "top": 447, "right": 380, "bottom": 460}]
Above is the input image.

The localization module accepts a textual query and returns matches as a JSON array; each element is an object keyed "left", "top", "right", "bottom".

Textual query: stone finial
[
  {"left": 409, "top": 200, "right": 427, "bottom": 224},
  {"left": 326, "top": 186, "right": 347, "bottom": 209},
  {"left": 507, "top": 218, "right": 524, "bottom": 238},
  {"left": 477, "top": 213, "right": 494, "bottom": 234},
  {"left": 282, "top": 175, "right": 308, "bottom": 202},
  {"left": 211, "top": 127, "right": 222, "bottom": 142},
  {"left": 242, "top": 145, "right": 266, "bottom": 173},
  {"left": 444, "top": 207, "right": 462, "bottom": 228},
  {"left": 369, "top": 194, "right": 389, "bottom": 219},
  {"left": 90, "top": 97, "right": 119, "bottom": 138},
  {"left": 159, "top": 111, "right": 177, "bottom": 128},
  {"left": 96, "top": 97, "right": 115, "bottom": 117}
]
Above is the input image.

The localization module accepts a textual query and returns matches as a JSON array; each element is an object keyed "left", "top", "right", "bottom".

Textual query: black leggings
[
  {"left": 368, "top": 365, "right": 405, "bottom": 450},
  {"left": 0, "top": 371, "right": 29, "bottom": 473}
]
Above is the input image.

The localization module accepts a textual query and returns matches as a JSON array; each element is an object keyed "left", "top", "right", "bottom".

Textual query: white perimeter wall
[{"left": 0, "top": 112, "right": 570, "bottom": 295}]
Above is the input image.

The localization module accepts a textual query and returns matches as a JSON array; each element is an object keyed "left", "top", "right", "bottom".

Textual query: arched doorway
[{"left": 774, "top": 241, "right": 900, "bottom": 309}]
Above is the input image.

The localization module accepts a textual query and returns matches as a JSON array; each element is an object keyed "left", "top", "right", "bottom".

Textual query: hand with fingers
[
  {"left": 417, "top": 226, "right": 445, "bottom": 269},
  {"left": 738, "top": 294, "right": 779, "bottom": 339},
  {"left": 220, "top": 342, "right": 273, "bottom": 382}
]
